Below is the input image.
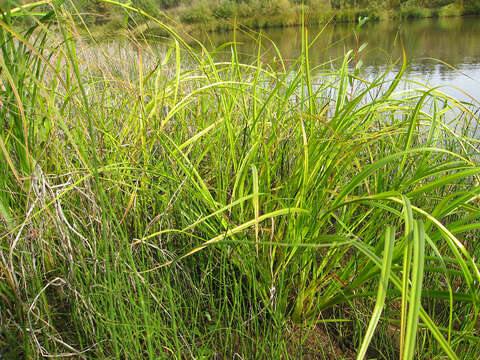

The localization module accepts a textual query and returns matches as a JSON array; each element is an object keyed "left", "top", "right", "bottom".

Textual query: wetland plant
[{"left": 0, "top": 1, "right": 480, "bottom": 359}]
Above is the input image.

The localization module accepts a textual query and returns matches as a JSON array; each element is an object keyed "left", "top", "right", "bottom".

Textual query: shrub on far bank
[
  {"left": 394, "top": 5, "right": 432, "bottom": 19},
  {"left": 462, "top": 0, "right": 480, "bottom": 15},
  {"left": 213, "top": 0, "right": 237, "bottom": 18},
  {"left": 180, "top": 3, "right": 214, "bottom": 24},
  {"left": 438, "top": 3, "right": 462, "bottom": 16}
]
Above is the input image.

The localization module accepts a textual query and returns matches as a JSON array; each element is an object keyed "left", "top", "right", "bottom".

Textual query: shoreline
[{"left": 87, "top": 3, "right": 480, "bottom": 37}]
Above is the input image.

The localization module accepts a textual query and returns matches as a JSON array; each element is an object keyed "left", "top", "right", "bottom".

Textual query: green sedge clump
[{"left": 0, "top": 2, "right": 479, "bottom": 359}]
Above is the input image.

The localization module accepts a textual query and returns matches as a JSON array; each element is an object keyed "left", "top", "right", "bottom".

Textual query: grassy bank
[
  {"left": 34, "top": 0, "right": 480, "bottom": 35},
  {"left": 1, "top": 2, "right": 480, "bottom": 359},
  {"left": 170, "top": 1, "right": 475, "bottom": 34}
]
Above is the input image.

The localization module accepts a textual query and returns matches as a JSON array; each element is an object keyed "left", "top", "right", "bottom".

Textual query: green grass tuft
[{"left": 0, "top": 2, "right": 479, "bottom": 359}]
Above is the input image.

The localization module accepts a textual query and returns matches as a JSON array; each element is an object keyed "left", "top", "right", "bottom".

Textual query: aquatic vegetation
[{"left": 0, "top": 2, "right": 479, "bottom": 359}]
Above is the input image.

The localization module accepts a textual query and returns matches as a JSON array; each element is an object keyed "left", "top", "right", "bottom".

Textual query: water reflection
[{"left": 198, "top": 17, "right": 480, "bottom": 101}]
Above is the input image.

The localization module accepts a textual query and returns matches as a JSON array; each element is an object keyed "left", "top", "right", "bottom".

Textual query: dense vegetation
[
  {"left": 2, "top": 0, "right": 479, "bottom": 33},
  {"left": 97, "top": 0, "right": 480, "bottom": 33},
  {"left": 1, "top": 1, "right": 480, "bottom": 359}
]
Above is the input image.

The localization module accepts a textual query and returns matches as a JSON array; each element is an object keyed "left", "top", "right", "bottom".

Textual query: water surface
[{"left": 199, "top": 17, "right": 480, "bottom": 102}]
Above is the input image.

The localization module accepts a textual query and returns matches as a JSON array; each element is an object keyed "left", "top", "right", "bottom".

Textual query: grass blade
[
  {"left": 403, "top": 220, "right": 426, "bottom": 360},
  {"left": 356, "top": 226, "right": 395, "bottom": 360}
]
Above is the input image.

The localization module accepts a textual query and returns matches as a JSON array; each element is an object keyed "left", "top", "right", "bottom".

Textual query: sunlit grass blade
[
  {"left": 400, "top": 196, "right": 414, "bottom": 360},
  {"left": 350, "top": 239, "right": 459, "bottom": 360},
  {"left": 356, "top": 225, "right": 395, "bottom": 360},
  {"left": 139, "top": 208, "right": 308, "bottom": 272},
  {"left": 251, "top": 164, "right": 260, "bottom": 253},
  {"left": 403, "top": 220, "right": 426, "bottom": 360}
]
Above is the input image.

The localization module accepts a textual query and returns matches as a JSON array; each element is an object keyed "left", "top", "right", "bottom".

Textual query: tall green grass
[{"left": 1, "top": 1, "right": 480, "bottom": 359}]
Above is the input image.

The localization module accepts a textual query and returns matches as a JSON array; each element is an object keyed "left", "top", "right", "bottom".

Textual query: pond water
[{"left": 198, "top": 16, "right": 480, "bottom": 103}]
